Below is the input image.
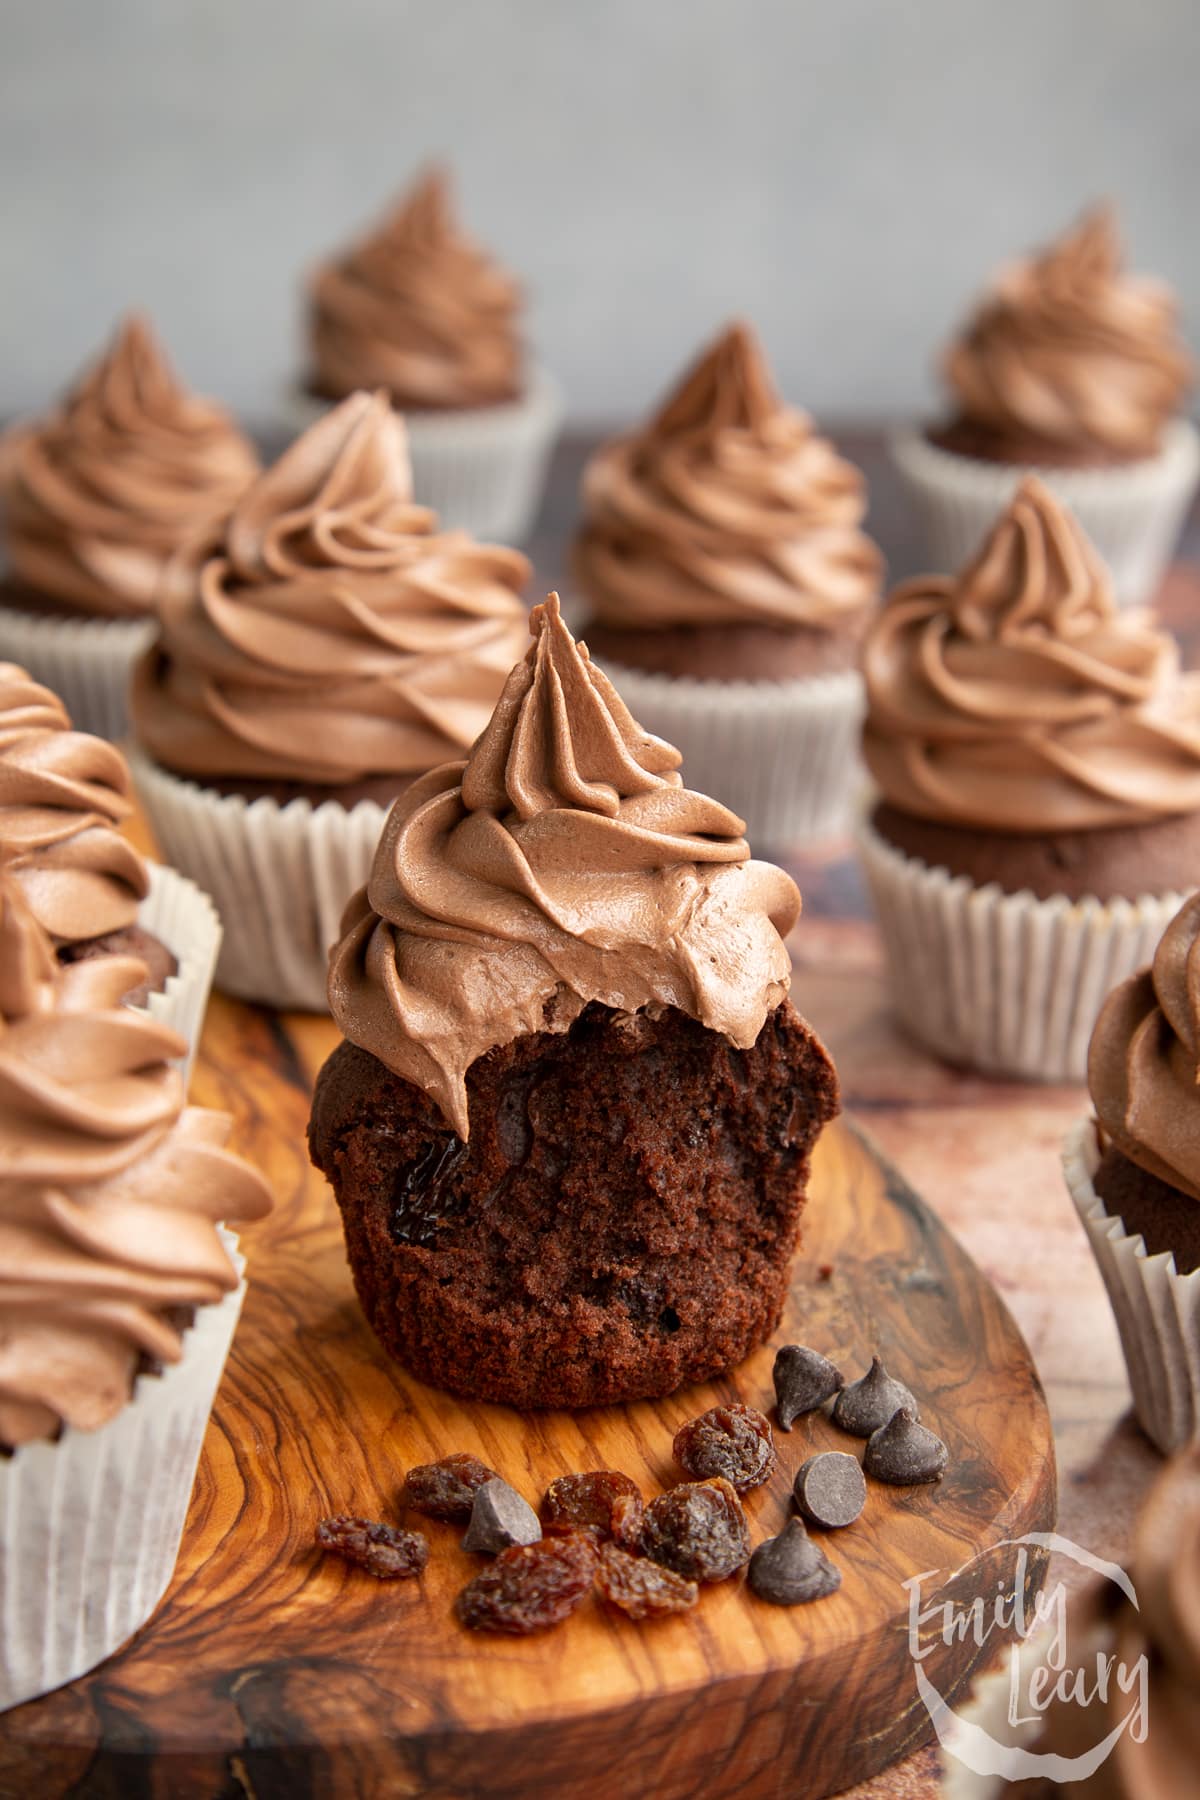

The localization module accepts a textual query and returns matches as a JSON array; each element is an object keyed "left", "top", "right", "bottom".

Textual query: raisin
[
  {"left": 595, "top": 1544, "right": 698, "bottom": 1620},
  {"left": 315, "top": 1515, "right": 428, "bottom": 1580},
  {"left": 672, "top": 1403, "right": 776, "bottom": 1493},
  {"left": 541, "top": 1471, "right": 645, "bottom": 1542},
  {"left": 641, "top": 1478, "right": 751, "bottom": 1582},
  {"left": 402, "top": 1453, "right": 499, "bottom": 1521},
  {"left": 455, "top": 1532, "right": 599, "bottom": 1634}
]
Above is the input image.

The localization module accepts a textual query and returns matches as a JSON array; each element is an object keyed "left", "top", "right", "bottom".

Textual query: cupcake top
[
  {"left": 0, "top": 879, "right": 272, "bottom": 1448},
  {"left": 131, "top": 391, "right": 531, "bottom": 787},
  {"left": 328, "top": 593, "right": 800, "bottom": 1136},
  {"left": 0, "top": 661, "right": 148, "bottom": 942},
  {"left": 308, "top": 166, "right": 524, "bottom": 411},
  {"left": 574, "top": 322, "right": 882, "bottom": 634},
  {"left": 1089, "top": 892, "right": 1200, "bottom": 1205},
  {"left": 862, "top": 478, "right": 1200, "bottom": 832},
  {"left": 2, "top": 314, "right": 259, "bottom": 619},
  {"left": 943, "top": 205, "right": 1193, "bottom": 459}
]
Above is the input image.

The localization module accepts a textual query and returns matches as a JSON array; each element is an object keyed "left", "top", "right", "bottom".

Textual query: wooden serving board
[{"left": 0, "top": 996, "right": 1056, "bottom": 1800}]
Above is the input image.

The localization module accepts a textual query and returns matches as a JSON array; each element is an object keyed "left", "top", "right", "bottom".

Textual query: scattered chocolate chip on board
[
  {"left": 864, "top": 1408, "right": 949, "bottom": 1485},
  {"left": 772, "top": 1344, "right": 844, "bottom": 1429},
  {"left": 832, "top": 1355, "right": 917, "bottom": 1437},
  {"left": 793, "top": 1452, "right": 867, "bottom": 1529},
  {"left": 748, "top": 1519, "right": 842, "bottom": 1606},
  {"left": 462, "top": 1477, "right": 542, "bottom": 1554}
]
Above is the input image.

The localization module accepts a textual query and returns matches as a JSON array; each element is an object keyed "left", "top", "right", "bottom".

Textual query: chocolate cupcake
[
  {"left": 572, "top": 321, "right": 883, "bottom": 846},
  {"left": 0, "top": 314, "right": 258, "bottom": 737},
  {"left": 858, "top": 478, "right": 1200, "bottom": 1080},
  {"left": 309, "top": 593, "right": 839, "bottom": 1407},
  {"left": 294, "top": 166, "right": 562, "bottom": 541},
  {"left": 1063, "top": 892, "right": 1200, "bottom": 1452},
  {"left": 0, "top": 660, "right": 219, "bottom": 1071},
  {"left": 129, "top": 389, "right": 531, "bottom": 1009},
  {"left": 0, "top": 877, "right": 272, "bottom": 1707},
  {"left": 893, "top": 205, "right": 1198, "bottom": 605}
]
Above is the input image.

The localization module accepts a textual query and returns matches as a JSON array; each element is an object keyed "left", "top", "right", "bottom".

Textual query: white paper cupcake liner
[
  {"left": 1065, "top": 1116, "right": 1200, "bottom": 1454},
  {"left": 890, "top": 420, "right": 1200, "bottom": 607},
  {"left": 594, "top": 659, "right": 866, "bottom": 850},
  {"left": 136, "top": 861, "right": 221, "bottom": 1082},
  {"left": 0, "top": 604, "right": 154, "bottom": 741},
  {"left": 284, "top": 364, "right": 564, "bottom": 544},
  {"left": 0, "top": 1235, "right": 246, "bottom": 1712},
  {"left": 128, "top": 750, "right": 389, "bottom": 1011},
  {"left": 857, "top": 813, "right": 1184, "bottom": 1082}
]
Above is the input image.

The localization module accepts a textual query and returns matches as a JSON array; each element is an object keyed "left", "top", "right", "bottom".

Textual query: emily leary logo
[{"left": 903, "top": 1533, "right": 1149, "bottom": 1788}]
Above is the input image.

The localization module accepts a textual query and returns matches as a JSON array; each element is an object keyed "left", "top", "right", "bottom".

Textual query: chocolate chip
[
  {"left": 747, "top": 1518, "right": 841, "bottom": 1606},
  {"left": 832, "top": 1355, "right": 917, "bottom": 1438},
  {"left": 793, "top": 1452, "right": 867, "bottom": 1529},
  {"left": 462, "top": 1478, "right": 543, "bottom": 1554},
  {"left": 772, "top": 1344, "right": 844, "bottom": 1431},
  {"left": 863, "top": 1408, "right": 948, "bottom": 1486}
]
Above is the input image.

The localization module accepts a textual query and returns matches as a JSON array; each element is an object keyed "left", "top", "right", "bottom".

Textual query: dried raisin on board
[
  {"left": 641, "top": 1478, "right": 751, "bottom": 1582},
  {"left": 541, "top": 1471, "right": 645, "bottom": 1542},
  {"left": 402, "top": 1453, "right": 499, "bottom": 1522},
  {"left": 455, "top": 1532, "right": 599, "bottom": 1634},
  {"left": 315, "top": 1515, "right": 429, "bottom": 1580},
  {"left": 672, "top": 1403, "right": 776, "bottom": 1493},
  {"left": 595, "top": 1544, "right": 698, "bottom": 1620}
]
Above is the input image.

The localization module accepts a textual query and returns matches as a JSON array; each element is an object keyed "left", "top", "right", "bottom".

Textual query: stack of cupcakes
[
  {"left": 298, "top": 166, "right": 563, "bottom": 541},
  {"left": 572, "top": 322, "right": 883, "bottom": 846},
  {"left": 0, "top": 315, "right": 258, "bottom": 737},
  {"left": 893, "top": 205, "right": 1199, "bottom": 605}
]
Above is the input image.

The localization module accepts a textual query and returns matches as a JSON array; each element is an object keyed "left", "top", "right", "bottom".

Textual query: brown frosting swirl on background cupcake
[
  {"left": 308, "top": 167, "right": 524, "bottom": 411},
  {"left": 328, "top": 593, "right": 799, "bottom": 1137},
  {"left": 574, "top": 322, "right": 882, "bottom": 633},
  {"left": 131, "top": 391, "right": 531, "bottom": 787},
  {"left": 862, "top": 478, "right": 1200, "bottom": 831},
  {"left": 1089, "top": 892, "right": 1200, "bottom": 1205},
  {"left": 0, "top": 662, "right": 147, "bottom": 941},
  {"left": 2, "top": 315, "right": 259, "bottom": 619},
  {"left": 943, "top": 205, "right": 1193, "bottom": 460},
  {"left": 0, "top": 880, "right": 272, "bottom": 1448}
]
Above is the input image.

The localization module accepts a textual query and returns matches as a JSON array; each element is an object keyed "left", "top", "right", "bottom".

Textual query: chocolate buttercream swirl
[
  {"left": 131, "top": 391, "right": 530, "bottom": 785},
  {"left": 944, "top": 205, "right": 1193, "bottom": 458},
  {"left": 573, "top": 322, "right": 882, "bottom": 632},
  {"left": 1089, "top": 892, "right": 1200, "bottom": 1206},
  {"left": 0, "top": 662, "right": 147, "bottom": 942},
  {"left": 3, "top": 314, "right": 259, "bottom": 619},
  {"left": 308, "top": 167, "right": 524, "bottom": 410},
  {"left": 328, "top": 594, "right": 800, "bottom": 1137},
  {"left": 0, "top": 881, "right": 272, "bottom": 1447},
  {"left": 862, "top": 478, "right": 1200, "bottom": 831}
]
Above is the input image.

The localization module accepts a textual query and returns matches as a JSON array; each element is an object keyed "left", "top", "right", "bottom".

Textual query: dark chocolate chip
[
  {"left": 462, "top": 1478, "right": 543, "bottom": 1554},
  {"left": 772, "top": 1344, "right": 844, "bottom": 1431},
  {"left": 747, "top": 1518, "right": 841, "bottom": 1606},
  {"left": 793, "top": 1452, "right": 867, "bottom": 1529},
  {"left": 863, "top": 1408, "right": 948, "bottom": 1486},
  {"left": 832, "top": 1355, "right": 918, "bottom": 1438}
]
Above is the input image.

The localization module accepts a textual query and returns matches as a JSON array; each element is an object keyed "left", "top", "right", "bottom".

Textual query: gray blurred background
[{"left": 1, "top": 0, "right": 1196, "bottom": 428}]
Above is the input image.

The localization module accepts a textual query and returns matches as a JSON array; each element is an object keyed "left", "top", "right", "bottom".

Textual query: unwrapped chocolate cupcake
[
  {"left": 893, "top": 205, "right": 1198, "bottom": 605},
  {"left": 0, "top": 314, "right": 258, "bottom": 737},
  {"left": 309, "top": 593, "right": 839, "bottom": 1407},
  {"left": 573, "top": 321, "right": 883, "bottom": 846},
  {"left": 0, "top": 877, "right": 272, "bottom": 1709},
  {"left": 858, "top": 477, "right": 1200, "bottom": 1081},
  {"left": 0, "top": 660, "right": 219, "bottom": 1071},
  {"left": 129, "top": 389, "right": 531, "bottom": 1010},
  {"left": 1064, "top": 892, "right": 1200, "bottom": 1452},
  {"left": 295, "top": 166, "right": 562, "bottom": 541}
]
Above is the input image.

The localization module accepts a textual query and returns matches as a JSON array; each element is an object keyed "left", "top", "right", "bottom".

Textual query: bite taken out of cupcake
[
  {"left": 0, "top": 314, "right": 259, "bottom": 738},
  {"left": 572, "top": 321, "right": 884, "bottom": 848},
  {"left": 296, "top": 165, "right": 562, "bottom": 541},
  {"left": 0, "top": 875, "right": 272, "bottom": 1709},
  {"left": 893, "top": 204, "right": 1199, "bottom": 605},
  {"left": 858, "top": 476, "right": 1200, "bottom": 1082},
  {"left": 309, "top": 593, "right": 840, "bottom": 1409},
  {"left": 129, "top": 388, "right": 532, "bottom": 1011}
]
